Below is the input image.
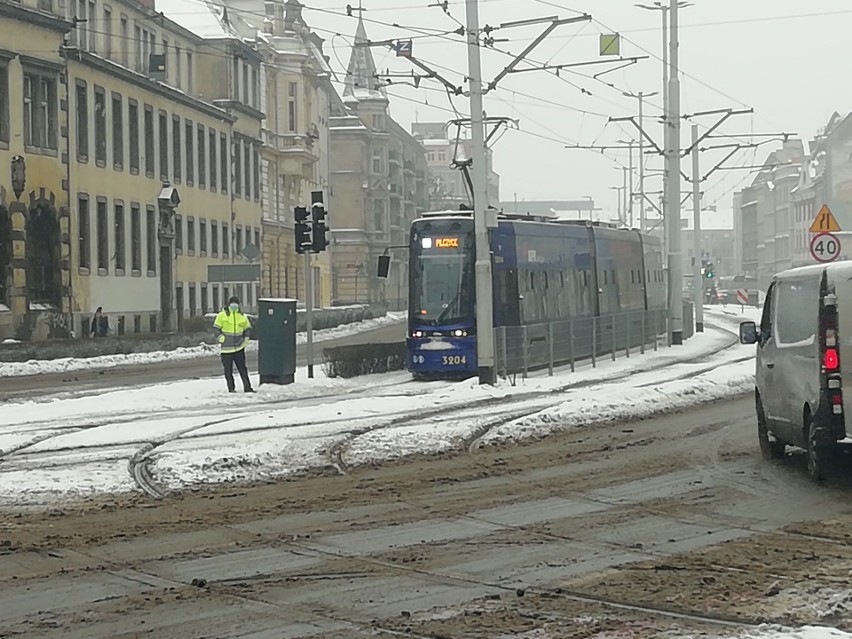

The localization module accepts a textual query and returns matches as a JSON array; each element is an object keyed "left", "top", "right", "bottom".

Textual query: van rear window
[{"left": 775, "top": 279, "right": 819, "bottom": 346}]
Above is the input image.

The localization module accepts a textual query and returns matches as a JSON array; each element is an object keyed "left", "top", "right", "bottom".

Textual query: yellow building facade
[
  {"left": 0, "top": 0, "right": 266, "bottom": 340},
  {"left": 0, "top": 1, "right": 72, "bottom": 340}
]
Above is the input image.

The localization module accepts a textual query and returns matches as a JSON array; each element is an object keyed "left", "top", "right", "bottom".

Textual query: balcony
[
  {"left": 388, "top": 150, "right": 402, "bottom": 167},
  {"left": 404, "top": 160, "right": 415, "bottom": 174},
  {"left": 262, "top": 130, "right": 318, "bottom": 168}
]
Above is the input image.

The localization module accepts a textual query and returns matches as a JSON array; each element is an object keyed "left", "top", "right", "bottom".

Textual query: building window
[
  {"left": 120, "top": 16, "right": 128, "bottom": 66},
  {"left": 187, "top": 217, "right": 195, "bottom": 253},
  {"left": 253, "top": 145, "right": 260, "bottom": 202},
  {"left": 244, "top": 142, "right": 251, "bottom": 200},
  {"left": 172, "top": 114, "right": 181, "bottom": 183},
  {"left": 189, "top": 284, "right": 196, "bottom": 317},
  {"left": 212, "top": 284, "right": 220, "bottom": 311},
  {"left": 144, "top": 104, "right": 154, "bottom": 177},
  {"left": 114, "top": 201, "right": 125, "bottom": 272},
  {"left": 201, "top": 284, "right": 208, "bottom": 314},
  {"left": 128, "top": 99, "right": 139, "bottom": 173},
  {"left": 438, "top": 150, "right": 446, "bottom": 162},
  {"left": 199, "top": 218, "right": 207, "bottom": 254},
  {"left": 372, "top": 114, "right": 383, "bottom": 130},
  {"left": 209, "top": 128, "right": 217, "bottom": 190},
  {"left": 222, "top": 222, "right": 229, "bottom": 256},
  {"left": 103, "top": 5, "right": 112, "bottom": 56},
  {"left": 185, "top": 120, "right": 194, "bottom": 185},
  {"left": 93, "top": 86, "right": 106, "bottom": 165},
  {"left": 372, "top": 149, "right": 382, "bottom": 174},
  {"left": 78, "top": 195, "right": 90, "bottom": 271},
  {"left": 235, "top": 225, "right": 242, "bottom": 252},
  {"left": 75, "top": 81, "right": 88, "bottom": 160},
  {"left": 233, "top": 139, "right": 242, "bottom": 196},
  {"left": 97, "top": 198, "right": 108, "bottom": 272},
  {"left": 161, "top": 38, "right": 169, "bottom": 80},
  {"left": 131, "top": 203, "right": 141, "bottom": 272},
  {"left": 220, "top": 132, "right": 228, "bottom": 193},
  {"left": 232, "top": 57, "right": 239, "bottom": 100},
  {"left": 112, "top": 93, "right": 123, "bottom": 169},
  {"left": 175, "top": 44, "right": 181, "bottom": 87},
  {"left": 175, "top": 214, "right": 183, "bottom": 252},
  {"left": 186, "top": 51, "right": 193, "bottom": 92},
  {"left": 211, "top": 221, "right": 218, "bottom": 257},
  {"left": 23, "top": 72, "right": 57, "bottom": 151},
  {"left": 159, "top": 110, "right": 168, "bottom": 180},
  {"left": 0, "top": 63, "right": 8, "bottom": 144},
  {"left": 288, "top": 82, "right": 297, "bottom": 132},
  {"left": 146, "top": 206, "right": 156, "bottom": 273},
  {"left": 197, "top": 124, "right": 206, "bottom": 188},
  {"left": 254, "top": 227, "right": 260, "bottom": 248},
  {"left": 87, "top": 0, "right": 95, "bottom": 51}
]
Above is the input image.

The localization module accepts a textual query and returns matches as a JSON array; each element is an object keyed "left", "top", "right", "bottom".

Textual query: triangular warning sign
[{"left": 809, "top": 204, "right": 842, "bottom": 233}]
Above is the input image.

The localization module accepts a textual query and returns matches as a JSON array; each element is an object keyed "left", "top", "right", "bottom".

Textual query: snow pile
[
  {"left": 482, "top": 358, "right": 755, "bottom": 444},
  {"left": 0, "top": 312, "right": 405, "bottom": 378}
]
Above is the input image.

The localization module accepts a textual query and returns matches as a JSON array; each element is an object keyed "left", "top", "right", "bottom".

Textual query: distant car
[{"left": 739, "top": 263, "right": 852, "bottom": 481}]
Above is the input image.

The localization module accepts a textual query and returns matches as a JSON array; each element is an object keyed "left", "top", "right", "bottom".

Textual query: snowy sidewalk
[{"left": 0, "top": 312, "right": 406, "bottom": 378}]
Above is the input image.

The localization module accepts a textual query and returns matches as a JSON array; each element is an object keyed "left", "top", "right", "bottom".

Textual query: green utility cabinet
[{"left": 257, "top": 298, "right": 297, "bottom": 385}]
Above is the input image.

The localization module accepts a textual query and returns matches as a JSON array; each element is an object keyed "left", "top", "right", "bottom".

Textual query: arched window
[
  {"left": 26, "top": 202, "right": 61, "bottom": 306},
  {"left": 0, "top": 205, "right": 11, "bottom": 308}
]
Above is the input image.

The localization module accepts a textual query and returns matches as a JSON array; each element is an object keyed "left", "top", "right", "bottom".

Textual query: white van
[{"left": 739, "top": 263, "right": 851, "bottom": 482}]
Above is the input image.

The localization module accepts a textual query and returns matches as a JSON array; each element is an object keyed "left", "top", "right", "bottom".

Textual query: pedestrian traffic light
[
  {"left": 294, "top": 206, "right": 311, "bottom": 254},
  {"left": 705, "top": 263, "right": 715, "bottom": 279},
  {"left": 311, "top": 201, "right": 329, "bottom": 253}
]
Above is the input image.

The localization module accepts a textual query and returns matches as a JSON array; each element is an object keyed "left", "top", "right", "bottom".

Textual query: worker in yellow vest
[{"left": 213, "top": 296, "right": 255, "bottom": 393}]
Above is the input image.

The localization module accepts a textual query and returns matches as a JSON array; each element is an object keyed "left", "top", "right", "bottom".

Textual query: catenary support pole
[
  {"left": 304, "top": 251, "right": 314, "bottom": 378},
  {"left": 638, "top": 93, "right": 646, "bottom": 232},
  {"left": 465, "top": 0, "right": 496, "bottom": 384},
  {"left": 666, "top": 0, "right": 683, "bottom": 345},
  {"left": 691, "top": 124, "right": 704, "bottom": 332}
]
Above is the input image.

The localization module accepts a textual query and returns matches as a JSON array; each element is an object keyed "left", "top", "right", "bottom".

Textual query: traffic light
[
  {"left": 311, "top": 201, "right": 329, "bottom": 253},
  {"left": 704, "top": 263, "right": 715, "bottom": 279},
  {"left": 294, "top": 206, "right": 311, "bottom": 254}
]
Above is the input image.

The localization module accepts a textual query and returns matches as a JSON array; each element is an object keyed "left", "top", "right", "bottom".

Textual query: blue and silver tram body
[{"left": 406, "top": 212, "right": 665, "bottom": 378}]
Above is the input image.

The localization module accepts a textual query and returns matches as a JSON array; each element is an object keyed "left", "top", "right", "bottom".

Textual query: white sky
[{"left": 288, "top": 1, "right": 851, "bottom": 219}]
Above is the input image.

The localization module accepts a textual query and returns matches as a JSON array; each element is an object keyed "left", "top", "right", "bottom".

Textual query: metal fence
[{"left": 495, "top": 309, "right": 670, "bottom": 379}]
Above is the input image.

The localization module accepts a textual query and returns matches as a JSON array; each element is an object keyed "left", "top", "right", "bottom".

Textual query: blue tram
[{"left": 406, "top": 211, "right": 666, "bottom": 379}]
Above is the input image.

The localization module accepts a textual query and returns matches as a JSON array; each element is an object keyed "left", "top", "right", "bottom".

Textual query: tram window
[
  {"left": 631, "top": 271, "right": 635, "bottom": 284},
  {"left": 560, "top": 272, "right": 565, "bottom": 287},
  {"left": 544, "top": 272, "right": 548, "bottom": 289},
  {"left": 530, "top": 272, "right": 534, "bottom": 290}
]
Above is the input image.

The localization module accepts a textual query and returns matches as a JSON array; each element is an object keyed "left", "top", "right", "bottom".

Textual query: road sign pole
[{"left": 305, "top": 251, "right": 314, "bottom": 379}]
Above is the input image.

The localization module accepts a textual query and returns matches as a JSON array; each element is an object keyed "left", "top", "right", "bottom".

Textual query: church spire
[{"left": 343, "top": 11, "right": 387, "bottom": 101}]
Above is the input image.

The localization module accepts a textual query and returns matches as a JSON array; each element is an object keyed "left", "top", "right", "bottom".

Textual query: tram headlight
[
  {"left": 411, "top": 330, "right": 425, "bottom": 338},
  {"left": 453, "top": 329, "right": 468, "bottom": 337}
]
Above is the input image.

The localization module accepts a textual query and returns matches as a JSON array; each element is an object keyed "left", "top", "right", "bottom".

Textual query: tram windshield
[{"left": 411, "top": 236, "right": 474, "bottom": 326}]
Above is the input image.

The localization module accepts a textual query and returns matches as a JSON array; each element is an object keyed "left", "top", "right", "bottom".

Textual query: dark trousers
[{"left": 221, "top": 349, "right": 253, "bottom": 392}]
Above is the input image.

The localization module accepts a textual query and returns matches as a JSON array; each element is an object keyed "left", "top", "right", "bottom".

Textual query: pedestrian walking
[
  {"left": 90, "top": 307, "right": 109, "bottom": 337},
  {"left": 213, "top": 296, "right": 255, "bottom": 393}
]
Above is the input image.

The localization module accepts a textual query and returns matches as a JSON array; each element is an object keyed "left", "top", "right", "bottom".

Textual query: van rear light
[
  {"left": 825, "top": 348, "right": 840, "bottom": 371},
  {"left": 832, "top": 393, "right": 844, "bottom": 414},
  {"left": 828, "top": 377, "right": 842, "bottom": 389},
  {"left": 826, "top": 329, "right": 837, "bottom": 347}
]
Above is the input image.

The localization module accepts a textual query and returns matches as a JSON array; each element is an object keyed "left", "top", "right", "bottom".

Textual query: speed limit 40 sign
[{"left": 810, "top": 232, "right": 842, "bottom": 263}]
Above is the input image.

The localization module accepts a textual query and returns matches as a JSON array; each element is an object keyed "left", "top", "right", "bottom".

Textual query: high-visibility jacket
[{"left": 213, "top": 308, "right": 251, "bottom": 354}]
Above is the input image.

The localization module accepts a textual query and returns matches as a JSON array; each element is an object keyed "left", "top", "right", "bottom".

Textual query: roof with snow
[
  {"left": 158, "top": 0, "right": 237, "bottom": 39},
  {"left": 343, "top": 15, "right": 387, "bottom": 102}
]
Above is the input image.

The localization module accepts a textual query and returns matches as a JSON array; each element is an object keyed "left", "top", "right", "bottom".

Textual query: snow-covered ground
[
  {"left": 0, "top": 307, "right": 758, "bottom": 509},
  {"left": 0, "top": 312, "right": 406, "bottom": 377}
]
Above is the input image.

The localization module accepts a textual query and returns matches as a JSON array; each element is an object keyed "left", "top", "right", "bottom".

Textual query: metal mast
[
  {"left": 666, "top": 0, "right": 683, "bottom": 345},
  {"left": 465, "top": 0, "right": 496, "bottom": 384}
]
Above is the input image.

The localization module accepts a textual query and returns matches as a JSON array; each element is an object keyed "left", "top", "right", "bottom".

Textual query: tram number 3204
[{"left": 442, "top": 355, "right": 468, "bottom": 366}]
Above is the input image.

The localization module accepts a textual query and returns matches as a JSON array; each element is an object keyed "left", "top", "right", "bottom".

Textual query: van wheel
[
  {"left": 806, "top": 414, "right": 828, "bottom": 483},
  {"left": 757, "top": 398, "right": 785, "bottom": 460}
]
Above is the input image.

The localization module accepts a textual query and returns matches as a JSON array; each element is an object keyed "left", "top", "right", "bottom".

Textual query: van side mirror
[
  {"left": 377, "top": 255, "right": 391, "bottom": 278},
  {"left": 739, "top": 321, "right": 759, "bottom": 345}
]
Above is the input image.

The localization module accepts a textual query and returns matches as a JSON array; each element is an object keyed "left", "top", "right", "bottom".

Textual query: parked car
[{"left": 739, "top": 262, "right": 852, "bottom": 482}]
